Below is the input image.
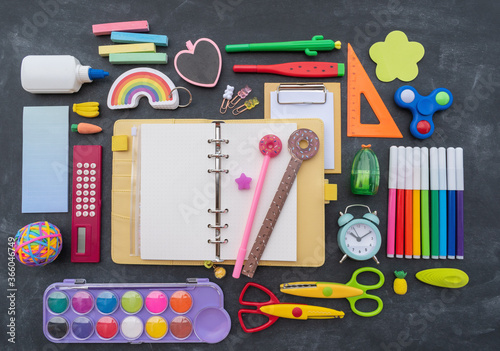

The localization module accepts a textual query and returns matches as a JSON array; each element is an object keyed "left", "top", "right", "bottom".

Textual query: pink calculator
[{"left": 71, "top": 145, "right": 102, "bottom": 263}]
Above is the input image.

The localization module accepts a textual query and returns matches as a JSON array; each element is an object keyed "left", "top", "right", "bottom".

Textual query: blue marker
[
  {"left": 447, "top": 148, "right": 456, "bottom": 259},
  {"left": 438, "top": 148, "right": 447, "bottom": 259}
]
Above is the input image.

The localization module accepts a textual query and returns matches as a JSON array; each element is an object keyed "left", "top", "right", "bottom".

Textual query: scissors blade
[
  {"left": 280, "top": 282, "right": 363, "bottom": 298},
  {"left": 260, "top": 304, "right": 344, "bottom": 320}
]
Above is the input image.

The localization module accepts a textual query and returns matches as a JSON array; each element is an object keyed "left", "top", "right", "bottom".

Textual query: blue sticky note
[{"left": 22, "top": 106, "right": 69, "bottom": 213}]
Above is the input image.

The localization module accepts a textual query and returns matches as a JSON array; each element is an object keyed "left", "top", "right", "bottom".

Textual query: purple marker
[{"left": 456, "top": 148, "right": 464, "bottom": 259}]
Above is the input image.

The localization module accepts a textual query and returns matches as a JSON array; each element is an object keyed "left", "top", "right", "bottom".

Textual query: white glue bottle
[{"left": 21, "top": 55, "right": 109, "bottom": 94}]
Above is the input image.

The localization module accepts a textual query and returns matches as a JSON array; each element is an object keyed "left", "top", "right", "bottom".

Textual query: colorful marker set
[
  {"left": 43, "top": 278, "right": 231, "bottom": 344},
  {"left": 387, "top": 146, "right": 464, "bottom": 259}
]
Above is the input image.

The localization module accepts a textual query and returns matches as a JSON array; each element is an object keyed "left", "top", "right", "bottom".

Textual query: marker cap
[
  {"left": 389, "top": 146, "right": 398, "bottom": 189},
  {"left": 405, "top": 147, "right": 413, "bottom": 190},
  {"left": 421, "top": 147, "right": 429, "bottom": 190},
  {"left": 413, "top": 147, "right": 421, "bottom": 190},
  {"left": 456, "top": 147, "right": 464, "bottom": 191},
  {"left": 397, "top": 146, "right": 406, "bottom": 189},
  {"left": 430, "top": 147, "right": 439, "bottom": 190},
  {"left": 438, "top": 147, "right": 447, "bottom": 190},
  {"left": 447, "top": 148, "right": 456, "bottom": 191}
]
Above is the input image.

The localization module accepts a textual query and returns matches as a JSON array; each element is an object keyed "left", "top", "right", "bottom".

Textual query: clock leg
[
  {"left": 339, "top": 254, "right": 348, "bottom": 263},
  {"left": 372, "top": 256, "right": 380, "bottom": 264}
]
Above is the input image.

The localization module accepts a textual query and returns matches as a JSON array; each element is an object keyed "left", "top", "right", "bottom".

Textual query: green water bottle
[{"left": 351, "top": 144, "right": 380, "bottom": 195}]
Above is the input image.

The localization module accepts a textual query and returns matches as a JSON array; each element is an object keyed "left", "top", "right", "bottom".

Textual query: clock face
[{"left": 344, "top": 222, "right": 378, "bottom": 257}]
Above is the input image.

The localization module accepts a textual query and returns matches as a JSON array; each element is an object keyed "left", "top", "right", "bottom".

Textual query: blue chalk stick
[{"left": 111, "top": 32, "right": 168, "bottom": 47}]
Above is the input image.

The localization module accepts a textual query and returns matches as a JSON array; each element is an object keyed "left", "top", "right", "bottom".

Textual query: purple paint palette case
[{"left": 43, "top": 278, "right": 231, "bottom": 344}]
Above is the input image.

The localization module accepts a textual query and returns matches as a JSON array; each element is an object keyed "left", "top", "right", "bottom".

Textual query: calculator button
[
  {"left": 83, "top": 177, "right": 89, "bottom": 182},
  {"left": 76, "top": 176, "right": 82, "bottom": 182},
  {"left": 76, "top": 190, "right": 82, "bottom": 196},
  {"left": 76, "top": 204, "right": 82, "bottom": 210},
  {"left": 83, "top": 170, "right": 90, "bottom": 175},
  {"left": 83, "top": 211, "right": 89, "bottom": 217},
  {"left": 76, "top": 197, "right": 82, "bottom": 203},
  {"left": 90, "top": 184, "right": 96, "bottom": 189},
  {"left": 90, "top": 198, "right": 96, "bottom": 203},
  {"left": 84, "top": 163, "right": 89, "bottom": 168},
  {"left": 76, "top": 211, "right": 82, "bottom": 217},
  {"left": 76, "top": 183, "right": 82, "bottom": 189},
  {"left": 90, "top": 177, "right": 96, "bottom": 182},
  {"left": 83, "top": 198, "right": 89, "bottom": 203},
  {"left": 77, "top": 170, "right": 83, "bottom": 175},
  {"left": 83, "top": 190, "right": 89, "bottom": 196},
  {"left": 90, "top": 170, "right": 96, "bottom": 175},
  {"left": 91, "top": 163, "right": 96, "bottom": 169},
  {"left": 83, "top": 204, "right": 89, "bottom": 210},
  {"left": 90, "top": 205, "right": 96, "bottom": 210},
  {"left": 77, "top": 163, "right": 83, "bottom": 168},
  {"left": 83, "top": 184, "right": 89, "bottom": 189},
  {"left": 90, "top": 191, "right": 96, "bottom": 196},
  {"left": 90, "top": 211, "right": 95, "bottom": 217}
]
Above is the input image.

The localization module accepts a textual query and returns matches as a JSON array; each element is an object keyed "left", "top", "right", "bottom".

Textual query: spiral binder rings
[
  {"left": 207, "top": 121, "right": 229, "bottom": 261},
  {"left": 111, "top": 118, "right": 332, "bottom": 267}
]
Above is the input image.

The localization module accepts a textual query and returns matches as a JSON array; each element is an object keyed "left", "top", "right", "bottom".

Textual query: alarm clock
[{"left": 337, "top": 204, "right": 381, "bottom": 264}]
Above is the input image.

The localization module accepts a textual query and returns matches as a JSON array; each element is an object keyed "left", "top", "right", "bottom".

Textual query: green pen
[
  {"left": 420, "top": 147, "right": 431, "bottom": 258},
  {"left": 225, "top": 35, "right": 341, "bottom": 56},
  {"left": 429, "top": 148, "right": 440, "bottom": 259}
]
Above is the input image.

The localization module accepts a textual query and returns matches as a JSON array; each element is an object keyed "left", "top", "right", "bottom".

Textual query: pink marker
[
  {"left": 232, "top": 135, "right": 282, "bottom": 278},
  {"left": 387, "top": 146, "right": 398, "bottom": 258}
]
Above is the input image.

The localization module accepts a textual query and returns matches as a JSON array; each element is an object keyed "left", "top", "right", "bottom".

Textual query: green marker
[
  {"left": 429, "top": 148, "right": 440, "bottom": 258},
  {"left": 420, "top": 147, "right": 431, "bottom": 258},
  {"left": 225, "top": 35, "right": 341, "bottom": 56}
]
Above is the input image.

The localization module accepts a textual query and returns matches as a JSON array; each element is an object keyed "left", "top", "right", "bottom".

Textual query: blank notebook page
[{"left": 139, "top": 122, "right": 297, "bottom": 261}]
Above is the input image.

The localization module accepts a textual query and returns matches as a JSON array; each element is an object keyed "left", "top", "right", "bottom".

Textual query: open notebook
[{"left": 139, "top": 121, "right": 298, "bottom": 261}]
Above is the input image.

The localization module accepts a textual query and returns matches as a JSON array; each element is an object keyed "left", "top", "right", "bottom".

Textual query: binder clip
[
  {"left": 228, "top": 85, "right": 252, "bottom": 108},
  {"left": 220, "top": 85, "right": 234, "bottom": 114},
  {"left": 232, "top": 97, "right": 259, "bottom": 116}
]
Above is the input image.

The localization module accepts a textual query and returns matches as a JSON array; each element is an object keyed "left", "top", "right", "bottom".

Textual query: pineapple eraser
[{"left": 393, "top": 270, "right": 408, "bottom": 295}]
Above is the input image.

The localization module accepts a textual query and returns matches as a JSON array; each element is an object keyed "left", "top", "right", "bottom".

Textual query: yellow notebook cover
[
  {"left": 111, "top": 118, "right": 326, "bottom": 267},
  {"left": 264, "top": 82, "right": 342, "bottom": 174}
]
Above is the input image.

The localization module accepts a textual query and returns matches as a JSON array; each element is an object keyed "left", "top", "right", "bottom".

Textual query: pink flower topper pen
[{"left": 232, "top": 135, "right": 282, "bottom": 278}]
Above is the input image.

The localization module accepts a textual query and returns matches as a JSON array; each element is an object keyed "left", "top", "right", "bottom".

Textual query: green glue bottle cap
[{"left": 351, "top": 144, "right": 380, "bottom": 195}]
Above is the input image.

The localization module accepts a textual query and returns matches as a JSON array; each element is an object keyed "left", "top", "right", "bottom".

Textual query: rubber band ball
[{"left": 14, "top": 221, "right": 63, "bottom": 266}]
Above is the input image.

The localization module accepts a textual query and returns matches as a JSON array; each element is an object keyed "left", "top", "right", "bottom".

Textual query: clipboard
[
  {"left": 264, "top": 82, "right": 341, "bottom": 174},
  {"left": 111, "top": 118, "right": 337, "bottom": 267}
]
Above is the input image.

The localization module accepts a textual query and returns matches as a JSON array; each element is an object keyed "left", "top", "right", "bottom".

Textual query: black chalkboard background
[{"left": 1, "top": 1, "right": 499, "bottom": 350}]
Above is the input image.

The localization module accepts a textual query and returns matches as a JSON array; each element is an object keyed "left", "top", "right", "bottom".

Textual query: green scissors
[{"left": 280, "top": 267, "right": 385, "bottom": 317}]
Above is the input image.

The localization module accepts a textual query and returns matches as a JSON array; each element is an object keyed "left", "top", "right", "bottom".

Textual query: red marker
[
  {"left": 404, "top": 147, "right": 413, "bottom": 258},
  {"left": 233, "top": 62, "right": 344, "bottom": 78},
  {"left": 395, "top": 146, "right": 406, "bottom": 258}
]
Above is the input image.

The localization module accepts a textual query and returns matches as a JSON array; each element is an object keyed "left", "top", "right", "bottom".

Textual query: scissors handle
[
  {"left": 345, "top": 267, "right": 385, "bottom": 317},
  {"left": 346, "top": 293, "right": 384, "bottom": 317},
  {"left": 238, "top": 308, "right": 279, "bottom": 333},
  {"left": 239, "top": 282, "right": 280, "bottom": 307}
]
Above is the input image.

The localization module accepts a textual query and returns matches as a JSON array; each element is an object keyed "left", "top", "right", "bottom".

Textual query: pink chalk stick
[{"left": 92, "top": 20, "right": 149, "bottom": 36}]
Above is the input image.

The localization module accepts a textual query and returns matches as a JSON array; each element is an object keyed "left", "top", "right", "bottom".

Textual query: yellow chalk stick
[{"left": 98, "top": 43, "right": 156, "bottom": 57}]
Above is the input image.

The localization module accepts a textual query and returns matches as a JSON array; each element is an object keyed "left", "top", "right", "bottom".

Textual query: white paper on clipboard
[{"left": 270, "top": 88, "right": 335, "bottom": 170}]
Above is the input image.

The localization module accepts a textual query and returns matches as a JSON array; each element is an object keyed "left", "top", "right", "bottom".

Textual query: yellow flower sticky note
[{"left": 369, "top": 31, "right": 425, "bottom": 82}]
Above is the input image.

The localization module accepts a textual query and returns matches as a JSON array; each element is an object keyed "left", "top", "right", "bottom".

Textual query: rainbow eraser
[{"left": 92, "top": 20, "right": 149, "bottom": 36}]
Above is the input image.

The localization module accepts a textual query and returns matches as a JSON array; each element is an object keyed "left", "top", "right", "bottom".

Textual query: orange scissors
[{"left": 238, "top": 282, "right": 344, "bottom": 333}]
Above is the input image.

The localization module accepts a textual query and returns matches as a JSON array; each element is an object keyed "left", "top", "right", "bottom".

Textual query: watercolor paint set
[{"left": 42, "top": 278, "right": 231, "bottom": 344}]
